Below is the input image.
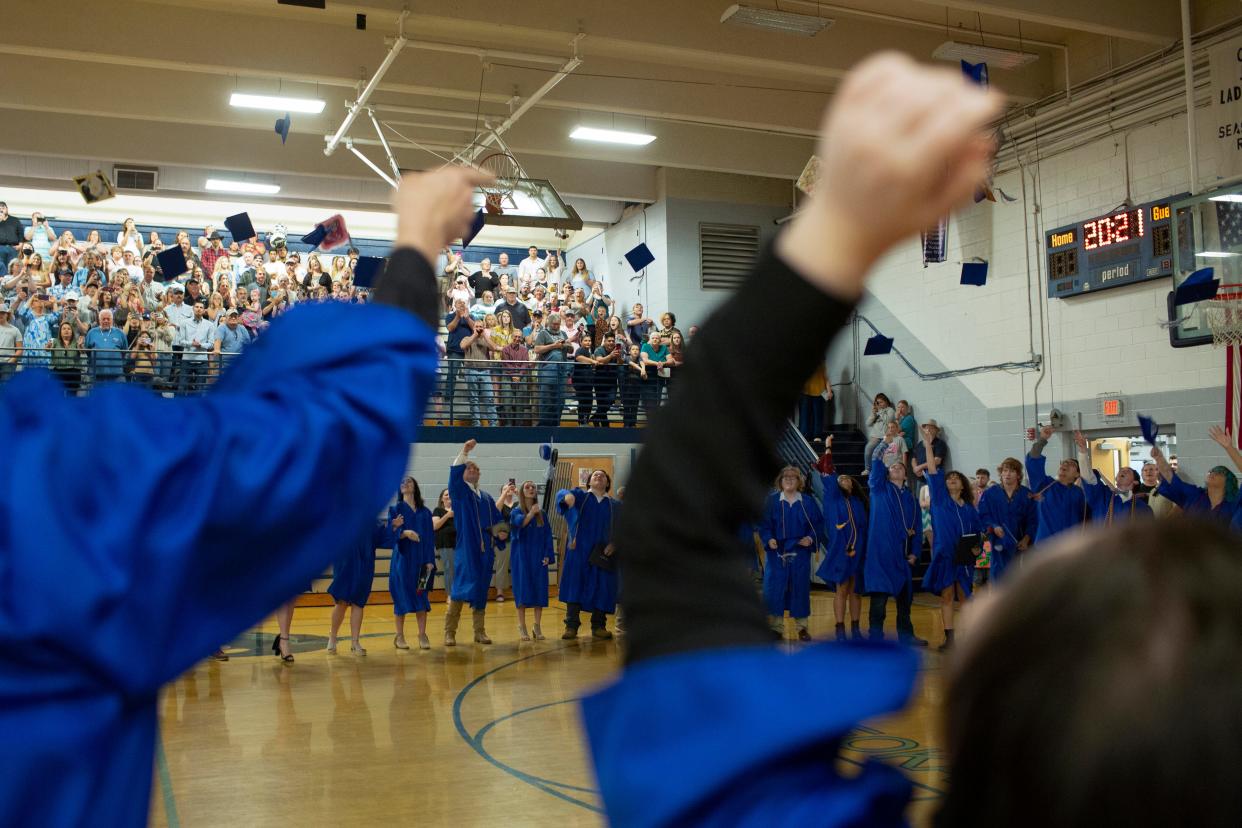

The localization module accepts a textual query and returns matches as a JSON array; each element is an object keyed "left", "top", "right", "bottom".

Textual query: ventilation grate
[
  {"left": 699, "top": 222, "right": 760, "bottom": 290},
  {"left": 113, "top": 165, "right": 159, "bottom": 191}
]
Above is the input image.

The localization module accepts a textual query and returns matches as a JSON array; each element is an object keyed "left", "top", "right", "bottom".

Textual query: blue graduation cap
[
  {"left": 864, "top": 333, "right": 894, "bottom": 356},
  {"left": 463, "top": 209, "right": 486, "bottom": 248},
  {"left": 301, "top": 224, "right": 327, "bottom": 248},
  {"left": 961, "top": 60, "right": 989, "bottom": 87},
  {"left": 301, "top": 214, "right": 350, "bottom": 251},
  {"left": 1172, "top": 267, "right": 1220, "bottom": 306},
  {"left": 1137, "top": 413, "right": 1160, "bottom": 445},
  {"left": 352, "top": 256, "right": 385, "bottom": 288},
  {"left": 224, "top": 212, "right": 256, "bottom": 244},
  {"left": 154, "top": 246, "right": 188, "bottom": 282},
  {"left": 625, "top": 243, "right": 655, "bottom": 272},
  {"left": 961, "top": 260, "right": 988, "bottom": 286},
  {"left": 275, "top": 113, "right": 291, "bottom": 144}
]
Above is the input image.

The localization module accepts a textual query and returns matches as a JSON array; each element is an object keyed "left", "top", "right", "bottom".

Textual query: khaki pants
[
  {"left": 768, "top": 615, "right": 809, "bottom": 634},
  {"left": 444, "top": 600, "right": 488, "bottom": 637}
]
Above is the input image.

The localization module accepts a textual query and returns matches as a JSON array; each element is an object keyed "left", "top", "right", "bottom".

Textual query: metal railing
[
  {"left": 427, "top": 357, "right": 667, "bottom": 427},
  {"left": 0, "top": 348, "right": 671, "bottom": 426}
]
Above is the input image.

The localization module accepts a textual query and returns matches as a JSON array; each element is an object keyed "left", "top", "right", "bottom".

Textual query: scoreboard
[{"left": 1044, "top": 194, "right": 1188, "bottom": 298}]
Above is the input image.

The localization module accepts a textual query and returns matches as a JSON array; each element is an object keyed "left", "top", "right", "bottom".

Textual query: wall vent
[
  {"left": 113, "top": 165, "right": 159, "bottom": 191},
  {"left": 699, "top": 222, "right": 759, "bottom": 290}
]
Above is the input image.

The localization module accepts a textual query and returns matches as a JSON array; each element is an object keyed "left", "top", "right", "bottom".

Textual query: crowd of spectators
[
  {"left": 0, "top": 204, "right": 700, "bottom": 424},
  {"left": 0, "top": 203, "right": 380, "bottom": 392}
]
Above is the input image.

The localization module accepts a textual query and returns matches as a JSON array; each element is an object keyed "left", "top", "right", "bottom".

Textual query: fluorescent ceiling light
[
  {"left": 721, "top": 4, "right": 831, "bottom": 37},
  {"left": 932, "top": 41, "right": 1039, "bottom": 70},
  {"left": 229, "top": 93, "right": 325, "bottom": 114},
  {"left": 1209, "top": 194, "right": 1242, "bottom": 203},
  {"left": 1195, "top": 251, "right": 1238, "bottom": 258},
  {"left": 205, "top": 178, "right": 281, "bottom": 195},
  {"left": 570, "top": 126, "right": 656, "bottom": 146}
]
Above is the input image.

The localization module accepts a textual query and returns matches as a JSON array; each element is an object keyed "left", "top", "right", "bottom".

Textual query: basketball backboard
[
  {"left": 1169, "top": 186, "right": 1242, "bottom": 347},
  {"left": 472, "top": 177, "right": 583, "bottom": 232}
]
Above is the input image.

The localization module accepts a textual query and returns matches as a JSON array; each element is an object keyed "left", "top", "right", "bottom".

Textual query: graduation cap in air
[
  {"left": 301, "top": 214, "right": 350, "bottom": 251},
  {"left": 351, "top": 256, "right": 385, "bottom": 288},
  {"left": 275, "top": 113, "right": 291, "bottom": 144},
  {"left": 1172, "top": 267, "right": 1220, "bottom": 306},
  {"left": 961, "top": 60, "right": 989, "bottom": 87},
  {"left": 154, "top": 245, "right": 188, "bottom": 282},
  {"left": 864, "top": 333, "right": 894, "bottom": 356},
  {"left": 1137, "top": 413, "right": 1160, "bottom": 445},
  {"left": 960, "top": 259, "right": 988, "bottom": 286},
  {"left": 224, "top": 212, "right": 257, "bottom": 244},
  {"left": 462, "top": 209, "right": 486, "bottom": 248},
  {"left": 625, "top": 242, "right": 656, "bottom": 272}
]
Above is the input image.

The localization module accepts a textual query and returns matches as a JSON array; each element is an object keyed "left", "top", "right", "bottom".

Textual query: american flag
[
  {"left": 921, "top": 217, "right": 948, "bottom": 267},
  {"left": 1216, "top": 201, "right": 1242, "bottom": 248},
  {"left": 1229, "top": 345, "right": 1242, "bottom": 450}
]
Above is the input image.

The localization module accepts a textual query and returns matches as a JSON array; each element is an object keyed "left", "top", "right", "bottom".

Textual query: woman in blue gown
[
  {"left": 510, "top": 480, "right": 553, "bottom": 641},
  {"left": 557, "top": 469, "right": 619, "bottom": 639},
  {"left": 758, "top": 466, "right": 824, "bottom": 642},
  {"left": 389, "top": 476, "right": 436, "bottom": 650},
  {"left": 815, "top": 472, "right": 867, "bottom": 641},
  {"left": 919, "top": 430, "right": 982, "bottom": 651},
  {"left": 327, "top": 520, "right": 386, "bottom": 655},
  {"left": 1151, "top": 430, "right": 1241, "bottom": 526}
]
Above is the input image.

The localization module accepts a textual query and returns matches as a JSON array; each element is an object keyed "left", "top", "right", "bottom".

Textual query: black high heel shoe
[{"left": 272, "top": 635, "right": 294, "bottom": 662}]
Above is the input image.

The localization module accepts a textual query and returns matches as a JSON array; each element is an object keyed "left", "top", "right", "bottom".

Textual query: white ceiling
[{"left": 0, "top": 0, "right": 1233, "bottom": 210}]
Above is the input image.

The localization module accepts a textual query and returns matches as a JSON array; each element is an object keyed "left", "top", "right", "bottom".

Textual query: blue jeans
[
  {"left": 442, "top": 353, "right": 464, "bottom": 423},
  {"left": 464, "top": 366, "right": 498, "bottom": 426},
  {"left": 537, "top": 361, "right": 568, "bottom": 427},
  {"left": 179, "top": 360, "right": 208, "bottom": 394},
  {"left": 0, "top": 247, "right": 15, "bottom": 275}
]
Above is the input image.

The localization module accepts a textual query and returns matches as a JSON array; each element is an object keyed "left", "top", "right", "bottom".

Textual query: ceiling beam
[{"left": 903, "top": 0, "right": 1178, "bottom": 45}]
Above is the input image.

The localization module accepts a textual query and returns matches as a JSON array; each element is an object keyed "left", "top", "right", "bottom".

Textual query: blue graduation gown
[
  {"left": 977, "top": 484, "right": 1034, "bottom": 582},
  {"left": 815, "top": 474, "right": 867, "bottom": 589},
  {"left": 1232, "top": 499, "right": 1242, "bottom": 535},
  {"left": 758, "top": 492, "right": 823, "bottom": 618},
  {"left": 448, "top": 463, "right": 501, "bottom": 609},
  {"left": 582, "top": 642, "right": 918, "bottom": 827},
  {"left": 0, "top": 298, "right": 438, "bottom": 828},
  {"left": 1081, "top": 472, "right": 1153, "bottom": 526},
  {"left": 1157, "top": 474, "right": 1240, "bottom": 525},
  {"left": 1025, "top": 454, "right": 1087, "bottom": 543},
  {"left": 921, "top": 468, "right": 979, "bottom": 596},
  {"left": 509, "top": 507, "right": 552, "bottom": 608},
  {"left": 389, "top": 502, "right": 436, "bottom": 615},
  {"left": 863, "top": 456, "right": 920, "bottom": 596},
  {"left": 557, "top": 488, "right": 619, "bottom": 614},
  {"left": 328, "top": 522, "right": 385, "bottom": 606}
]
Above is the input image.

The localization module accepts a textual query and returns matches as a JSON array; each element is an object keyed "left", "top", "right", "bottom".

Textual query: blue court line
[
  {"left": 452, "top": 646, "right": 605, "bottom": 814},
  {"left": 155, "top": 734, "right": 181, "bottom": 828},
  {"left": 474, "top": 699, "right": 601, "bottom": 794}
]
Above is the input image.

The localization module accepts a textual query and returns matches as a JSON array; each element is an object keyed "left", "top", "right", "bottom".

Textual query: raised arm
[
  {"left": 1026, "top": 425, "right": 1055, "bottom": 490},
  {"left": 2, "top": 167, "right": 487, "bottom": 695},
  {"left": 1209, "top": 425, "right": 1242, "bottom": 473},
  {"left": 1149, "top": 443, "right": 1175, "bottom": 483}
]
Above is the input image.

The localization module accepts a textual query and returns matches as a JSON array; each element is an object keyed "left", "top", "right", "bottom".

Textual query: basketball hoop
[
  {"left": 477, "top": 152, "right": 520, "bottom": 215},
  {"left": 1206, "top": 283, "right": 1242, "bottom": 347}
]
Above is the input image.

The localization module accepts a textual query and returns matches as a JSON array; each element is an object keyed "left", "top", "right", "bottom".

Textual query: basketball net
[{"left": 1208, "top": 284, "right": 1242, "bottom": 449}]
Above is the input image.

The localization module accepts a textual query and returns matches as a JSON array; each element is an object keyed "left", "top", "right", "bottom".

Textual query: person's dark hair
[
  {"left": 939, "top": 519, "right": 1242, "bottom": 828},
  {"left": 946, "top": 470, "right": 974, "bottom": 505},
  {"left": 874, "top": 392, "right": 893, "bottom": 408},
  {"left": 975, "top": 468, "right": 990, "bottom": 479},
  {"left": 438, "top": 488, "right": 450, "bottom": 508},
  {"left": 400, "top": 476, "right": 424, "bottom": 511}
]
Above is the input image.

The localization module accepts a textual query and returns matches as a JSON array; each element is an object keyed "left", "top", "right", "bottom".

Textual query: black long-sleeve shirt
[{"left": 617, "top": 244, "right": 856, "bottom": 665}]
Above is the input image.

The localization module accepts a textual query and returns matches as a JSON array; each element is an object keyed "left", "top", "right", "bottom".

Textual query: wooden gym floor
[{"left": 150, "top": 591, "right": 951, "bottom": 827}]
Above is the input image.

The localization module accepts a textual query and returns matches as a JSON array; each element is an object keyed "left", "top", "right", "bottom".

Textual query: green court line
[{"left": 155, "top": 734, "right": 181, "bottom": 828}]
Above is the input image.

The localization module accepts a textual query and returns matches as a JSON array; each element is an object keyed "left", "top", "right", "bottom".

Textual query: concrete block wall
[{"left": 846, "top": 112, "right": 1231, "bottom": 477}]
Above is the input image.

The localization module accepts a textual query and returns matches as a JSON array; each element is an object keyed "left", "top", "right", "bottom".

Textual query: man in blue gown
[
  {"left": 1026, "top": 425, "right": 1088, "bottom": 543},
  {"left": 0, "top": 166, "right": 487, "bottom": 827},
  {"left": 443, "top": 438, "right": 503, "bottom": 646},
  {"left": 1073, "top": 431, "right": 1153, "bottom": 526}
]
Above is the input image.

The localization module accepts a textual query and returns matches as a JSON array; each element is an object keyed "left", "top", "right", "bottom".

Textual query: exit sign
[{"left": 1098, "top": 394, "right": 1125, "bottom": 418}]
